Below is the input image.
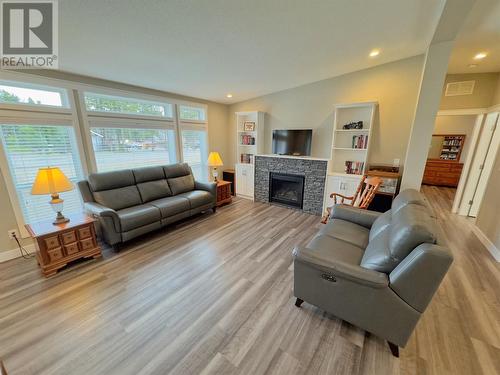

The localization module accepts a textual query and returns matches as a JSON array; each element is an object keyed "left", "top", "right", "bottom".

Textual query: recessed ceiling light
[
  {"left": 474, "top": 52, "right": 487, "bottom": 60},
  {"left": 468, "top": 64, "right": 478, "bottom": 68},
  {"left": 369, "top": 49, "right": 380, "bottom": 57},
  {"left": 226, "top": 93, "right": 233, "bottom": 98}
]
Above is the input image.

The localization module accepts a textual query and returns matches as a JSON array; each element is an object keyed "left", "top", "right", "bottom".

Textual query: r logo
[{"left": 2, "top": 1, "right": 53, "bottom": 54}]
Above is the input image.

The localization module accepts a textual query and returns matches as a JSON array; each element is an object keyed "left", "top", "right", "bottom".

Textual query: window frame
[
  {"left": 0, "top": 79, "right": 71, "bottom": 111},
  {"left": 86, "top": 117, "right": 179, "bottom": 172},
  {"left": 0, "top": 114, "right": 88, "bottom": 238},
  {"left": 83, "top": 91, "right": 175, "bottom": 120}
]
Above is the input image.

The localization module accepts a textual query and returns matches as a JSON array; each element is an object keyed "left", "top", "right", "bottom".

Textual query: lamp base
[{"left": 53, "top": 212, "right": 70, "bottom": 225}]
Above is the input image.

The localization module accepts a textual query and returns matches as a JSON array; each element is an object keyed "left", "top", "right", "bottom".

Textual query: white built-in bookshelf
[
  {"left": 329, "top": 102, "right": 377, "bottom": 176},
  {"left": 235, "top": 111, "right": 265, "bottom": 199},
  {"left": 323, "top": 102, "right": 377, "bottom": 211}
]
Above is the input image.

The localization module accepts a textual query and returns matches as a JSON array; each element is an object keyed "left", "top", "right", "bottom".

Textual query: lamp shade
[
  {"left": 207, "top": 152, "right": 223, "bottom": 167},
  {"left": 31, "top": 167, "right": 74, "bottom": 195}
]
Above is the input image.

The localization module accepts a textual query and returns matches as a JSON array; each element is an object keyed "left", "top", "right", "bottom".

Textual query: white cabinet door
[
  {"left": 323, "top": 175, "right": 362, "bottom": 210},
  {"left": 235, "top": 164, "right": 254, "bottom": 199},
  {"left": 246, "top": 164, "right": 254, "bottom": 199},
  {"left": 324, "top": 176, "right": 342, "bottom": 209},
  {"left": 235, "top": 164, "right": 245, "bottom": 196}
]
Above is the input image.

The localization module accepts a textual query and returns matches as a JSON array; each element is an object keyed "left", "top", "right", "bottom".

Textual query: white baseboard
[
  {"left": 0, "top": 244, "right": 36, "bottom": 263},
  {"left": 471, "top": 225, "right": 500, "bottom": 262}
]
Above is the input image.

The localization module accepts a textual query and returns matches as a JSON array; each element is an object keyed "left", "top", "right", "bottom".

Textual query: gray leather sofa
[
  {"left": 293, "top": 189, "right": 453, "bottom": 357},
  {"left": 77, "top": 163, "right": 216, "bottom": 247}
]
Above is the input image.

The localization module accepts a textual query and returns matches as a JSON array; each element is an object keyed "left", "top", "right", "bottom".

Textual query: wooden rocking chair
[{"left": 321, "top": 175, "right": 383, "bottom": 224}]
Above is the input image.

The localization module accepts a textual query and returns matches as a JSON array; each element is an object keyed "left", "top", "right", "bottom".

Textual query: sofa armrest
[
  {"left": 292, "top": 246, "right": 388, "bottom": 288},
  {"left": 195, "top": 180, "right": 217, "bottom": 204},
  {"left": 389, "top": 243, "right": 453, "bottom": 313},
  {"left": 84, "top": 202, "right": 120, "bottom": 232},
  {"left": 330, "top": 205, "right": 381, "bottom": 228}
]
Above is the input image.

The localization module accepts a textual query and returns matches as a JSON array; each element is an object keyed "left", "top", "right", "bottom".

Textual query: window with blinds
[
  {"left": 0, "top": 81, "right": 69, "bottom": 107},
  {"left": 0, "top": 124, "right": 84, "bottom": 224},
  {"left": 181, "top": 129, "right": 208, "bottom": 180},
  {"left": 84, "top": 92, "right": 173, "bottom": 118},
  {"left": 179, "top": 105, "right": 206, "bottom": 121},
  {"left": 90, "top": 127, "right": 177, "bottom": 172}
]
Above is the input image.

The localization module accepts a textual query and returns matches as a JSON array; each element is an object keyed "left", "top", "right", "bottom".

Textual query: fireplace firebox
[{"left": 269, "top": 172, "right": 305, "bottom": 209}]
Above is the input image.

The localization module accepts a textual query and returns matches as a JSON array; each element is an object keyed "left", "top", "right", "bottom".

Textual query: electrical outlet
[
  {"left": 393, "top": 158, "right": 400, "bottom": 167},
  {"left": 8, "top": 229, "right": 19, "bottom": 240}
]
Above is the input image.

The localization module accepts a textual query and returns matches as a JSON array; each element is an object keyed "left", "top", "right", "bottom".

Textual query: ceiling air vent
[{"left": 445, "top": 80, "right": 475, "bottom": 96}]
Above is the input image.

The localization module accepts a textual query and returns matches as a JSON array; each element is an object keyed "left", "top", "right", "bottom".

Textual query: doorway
[{"left": 422, "top": 114, "right": 479, "bottom": 203}]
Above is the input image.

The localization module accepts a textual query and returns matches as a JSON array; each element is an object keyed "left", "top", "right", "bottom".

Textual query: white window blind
[
  {"left": 0, "top": 124, "right": 84, "bottom": 224},
  {"left": 181, "top": 128, "right": 208, "bottom": 180},
  {"left": 84, "top": 92, "right": 173, "bottom": 118},
  {"left": 0, "top": 81, "right": 69, "bottom": 107},
  {"left": 90, "top": 127, "right": 177, "bottom": 172},
  {"left": 179, "top": 105, "right": 206, "bottom": 121}
]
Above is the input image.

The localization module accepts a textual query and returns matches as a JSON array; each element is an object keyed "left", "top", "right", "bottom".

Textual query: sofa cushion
[
  {"left": 88, "top": 169, "right": 135, "bottom": 191},
  {"left": 303, "top": 234, "right": 365, "bottom": 266},
  {"left": 360, "top": 229, "right": 393, "bottom": 272},
  {"left": 361, "top": 204, "right": 437, "bottom": 273},
  {"left": 391, "top": 189, "right": 430, "bottom": 214},
  {"left": 168, "top": 174, "right": 195, "bottom": 195},
  {"left": 137, "top": 180, "right": 172, "bottom": 202},
  {"left": 148, "top": 196, "right": 190, "bottom": 218},
  {"left": 163, "top": 163, "right": 192, "bottom": 179},
  {"left": 389, "top": 204, "right": 437, "bottom": 262},
  {"left": 369, "top": 210, "right": 392, "bottom": 241},
  {"left": 177, "top": 190, "right": 213, "bottom": 209},
  {"left": 319, "top": 219, "right": 370, "bottom": 249},
  {"left": 132, "top": 166, "right": 165, "bottom": 183},
  {"left": 116, "top": 204, "right": 161, "bottom": 232},
  {"left": 93, "top": 186, "right": 142, "bottom": 211}
]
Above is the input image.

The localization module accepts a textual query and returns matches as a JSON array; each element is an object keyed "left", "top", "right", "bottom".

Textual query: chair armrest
[
  {"left": 389, "top": 243, "right": 453, "bottom": 313},
  {"left": 195, "top": 180, "right": 217, "bottom": 202},
  {"left": 292, "top": 246, "right": 388, "bottom": 288},
  {"left": 84, "top": 202, "right": 120, "bottom": 232},
  {"left": 330, "top": 204, "right": 381, "bottom": 228}
]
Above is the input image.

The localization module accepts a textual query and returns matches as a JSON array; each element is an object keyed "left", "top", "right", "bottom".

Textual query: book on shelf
[
  {"left": 240, "top": 153, "right": 254, "bottom": 164},
  {"left": 345, "top": 161, "right": 364, "bottom": 175},
  {"left": 351, "top": 135, "right": 368, "bottom": 149},
  {"left": 240, "top": 134, "right": 256, "bottom": 145}
]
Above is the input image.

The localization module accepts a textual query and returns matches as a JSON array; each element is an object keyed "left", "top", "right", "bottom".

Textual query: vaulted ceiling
[
  {"left": 59, "top": 0, "right": 447, "bottom": 103},
  {"left": 447, "top": 0, "right": 500, "bottom": 74}
]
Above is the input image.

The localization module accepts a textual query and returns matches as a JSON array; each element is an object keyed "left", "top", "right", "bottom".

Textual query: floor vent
[{"left": 445, "top": 80, "right": 475, "bottom": 96}]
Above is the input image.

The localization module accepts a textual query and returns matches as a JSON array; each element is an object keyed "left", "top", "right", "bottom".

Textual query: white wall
[{"left": 227, "top": 55, "right": 424, "bottom": 168}]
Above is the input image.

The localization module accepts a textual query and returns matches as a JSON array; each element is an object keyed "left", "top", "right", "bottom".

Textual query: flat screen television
[{"left": 272, "top": 129, "right": 312, "bottom": 156}]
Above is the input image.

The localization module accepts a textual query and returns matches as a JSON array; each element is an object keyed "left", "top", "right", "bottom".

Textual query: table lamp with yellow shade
[
  {"left": 207, "top": 152, "right": 223, "bottom": 182},
  {"left": 31, "top": 167, "right": 74, "bottom": 225}
]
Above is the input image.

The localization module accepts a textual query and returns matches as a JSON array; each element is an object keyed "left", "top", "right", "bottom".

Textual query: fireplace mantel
[{"left": 254, "top": 155, "right": 328, "bottom": 215}]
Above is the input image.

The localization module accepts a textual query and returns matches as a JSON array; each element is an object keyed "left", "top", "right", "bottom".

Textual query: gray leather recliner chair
[
  {"left": 78, "top": 163, "right": 216, "bottom": 247},
  {"left": 292, "top": 189, "right": 452, "bottom": 357}
]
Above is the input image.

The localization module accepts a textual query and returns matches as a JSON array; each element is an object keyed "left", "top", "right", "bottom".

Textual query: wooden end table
[
  {"left": 25, "top": 213, "right": 102, "bottom": 277},
  {"left": 216, "top": 180, "right": 232, "bottom": 207}
]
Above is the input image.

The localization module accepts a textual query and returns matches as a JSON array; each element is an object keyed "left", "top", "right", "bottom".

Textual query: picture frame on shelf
[{"left": 244, "top": 121, "right": 256, "bottom": 131}]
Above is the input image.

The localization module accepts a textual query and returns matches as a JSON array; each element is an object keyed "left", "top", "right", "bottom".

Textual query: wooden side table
[
  {"left": 25, "top": 213, "right": 102, "bottom": 277},
  {"left": 216, "top": 180, "right": 232, "bottom": 207}
]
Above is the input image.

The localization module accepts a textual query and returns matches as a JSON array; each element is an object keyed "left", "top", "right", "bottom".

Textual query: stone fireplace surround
[{"left": 254, "top": 155, "right": 328, "bottom": 215}]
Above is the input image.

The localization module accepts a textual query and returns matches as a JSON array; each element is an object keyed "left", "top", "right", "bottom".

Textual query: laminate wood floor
[{"left": 0, "top": 186, "right": 499, "bottom": 375}]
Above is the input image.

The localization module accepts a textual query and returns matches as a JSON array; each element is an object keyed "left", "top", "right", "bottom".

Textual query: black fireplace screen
[{"left": 269, "top": 172, "right": 305, "bottom": 209}]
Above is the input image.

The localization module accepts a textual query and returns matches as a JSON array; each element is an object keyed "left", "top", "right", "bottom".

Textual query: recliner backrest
[
  {"left": 132, "top": 166, "right": 172, "bottom": 203},
  {"left": 87, "top": 169, "right": 142, "bottom": 210},
  {"left": 164, "top": 163, "right": 195, "bottom": 195},
  {"left": 362, "top": 189, "right": 438, "bottom": 273},
  {"left": 391, "top": 188, "right": 431, "bottom": 214}
]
